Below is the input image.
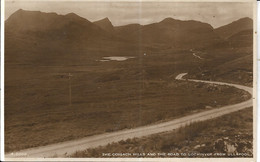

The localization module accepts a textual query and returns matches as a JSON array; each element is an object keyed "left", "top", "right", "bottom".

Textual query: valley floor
[
  {"left": 4, "top": 73, "right": 252, "bottom": 158},
  {"left": 5, "top": 46, "right": 253, "bottom": 153}
]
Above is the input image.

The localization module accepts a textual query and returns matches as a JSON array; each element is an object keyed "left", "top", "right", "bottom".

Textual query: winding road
[
  {"left": 192, "top": 53, "right": 204, "bottom": 60},
  {"left": 5, "top": 73, "right": 253, "bottom": 158}
]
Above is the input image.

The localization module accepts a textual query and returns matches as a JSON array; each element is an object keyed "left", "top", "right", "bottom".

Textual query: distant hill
[
  {"left": 214, "top": 17, "right": 253, "bottom": 39},
  {"left": 6, "top": 10, "right": 223, "bottom": 48},
  {"left": 5, "top": 9, "right": 254, "bottom": 65},
  {"left": 5, "top": 9, "right": 109, "bottom": 40},
  {"left": 5, "top": 9, "right": 123, "bottom": 65},
  {"left": 114, "top": 24, "right": 142, "bottom": 39},
  {"left": 227, "top": 29, "right": 253, "bottom": 47},
  {"left": 145, "top": 18, "right": 220, "bottom": 47},
  {"left": 5, "top": 10, "right": 254, "bottom": 84},
  {"left": 115, "top": 18, "right": 221, "bottom": 48},
  {"left": 93, "top": 17, "right": 115, "bottom": 33}
]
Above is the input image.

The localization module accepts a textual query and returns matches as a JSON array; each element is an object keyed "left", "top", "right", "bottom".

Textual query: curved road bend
[{"left": 5, "top": 73, "right": 253, "bottom": 158}]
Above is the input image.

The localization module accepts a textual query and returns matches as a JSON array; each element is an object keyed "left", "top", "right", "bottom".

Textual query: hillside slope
[
  {"left": 214, "top": 17, "right": 253, "bottom": 39},
  {"left": 93, "top": 17, "right": 115, "bottom": 33}
]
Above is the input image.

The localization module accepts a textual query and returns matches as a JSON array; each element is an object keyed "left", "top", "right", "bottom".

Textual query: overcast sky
[{"left": 5, "top": 0, "right": 253, "bottom": 28}]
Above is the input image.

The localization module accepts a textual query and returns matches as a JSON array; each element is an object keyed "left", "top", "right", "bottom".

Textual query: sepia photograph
[{"left": 3, "top": 0, "right": 256, "bottom": 161}]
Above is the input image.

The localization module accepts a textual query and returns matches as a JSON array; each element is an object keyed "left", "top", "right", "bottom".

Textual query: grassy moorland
[
  {"left": 188, "top": 47, "right": 253, "bottom": 86},
  {"left": 5, "top": 48, "right": 251, "bottom": 152},
  {"left": 72, "top": 107, "right": 253, "bottom": 158}
]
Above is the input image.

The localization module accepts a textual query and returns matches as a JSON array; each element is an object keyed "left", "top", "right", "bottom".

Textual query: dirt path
[{"left": 5, "top": 73, "right": 253, "bottom": 158}]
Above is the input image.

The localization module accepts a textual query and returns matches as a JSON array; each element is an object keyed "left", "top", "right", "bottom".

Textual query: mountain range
[
  {"left": 6, "top": 9, "right": 253, "bottom": 46},
  {"left": 5, "top": 9, "right": 253, "bottom": 65},
  {"left": 214, "top": 17, "right": 253, "bottom": 39}
]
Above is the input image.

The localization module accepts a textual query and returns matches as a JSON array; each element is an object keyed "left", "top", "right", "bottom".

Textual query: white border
[
  {"left": 256, "top": 2, "right": 259, "bottom": 162},
  {"left": 2, "top": 158, "right": 257, "bottom": 161},
  {"left": 1, "top": 0, "right": 5, "bottom": 161},
  {"left": 3, "top": 0, "right": 257, "bottom": 2}
]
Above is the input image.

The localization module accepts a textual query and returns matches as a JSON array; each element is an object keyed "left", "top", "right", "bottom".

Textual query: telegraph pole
[{"left": 68, "top": 73, "right": 73, "bottom": 107}]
